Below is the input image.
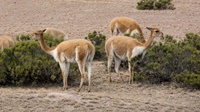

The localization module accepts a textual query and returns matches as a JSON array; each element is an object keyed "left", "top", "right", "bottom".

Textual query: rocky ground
[{"left": 0, "top": 0, "right": 200, "bottom": 112}]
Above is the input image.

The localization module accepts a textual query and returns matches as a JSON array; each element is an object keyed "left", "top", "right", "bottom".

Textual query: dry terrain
[{"left": 0, "top": 0, "right": 200, "bottom": 112}]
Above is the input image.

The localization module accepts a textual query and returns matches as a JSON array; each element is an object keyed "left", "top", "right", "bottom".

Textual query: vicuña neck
[
  {"left": 38, "top": 34, "right": 55, "bottom": 54},
  {"left": 143, "top": 31, "right": 155, "bottom": 50},
  {"left": 137, "top": 26, "right": 145, "bottom": 43}
]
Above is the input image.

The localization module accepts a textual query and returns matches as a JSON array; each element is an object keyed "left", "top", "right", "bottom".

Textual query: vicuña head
[
  {"left": 110, "top": 17, "right": 145, "bottom": 43},
  {"left": 105, "top": 27, "right": 163, "bottom": 84},
  {"left": 32, "top": 29, "right": 95, "bottom": 92}
]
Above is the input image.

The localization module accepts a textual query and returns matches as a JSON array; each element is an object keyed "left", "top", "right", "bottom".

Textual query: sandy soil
[
  {"left": 0, "top": 0, "right": 200, "bottom": 112},
  {"left": 0, "top": 0, "right": 200, "bottom": 39}
]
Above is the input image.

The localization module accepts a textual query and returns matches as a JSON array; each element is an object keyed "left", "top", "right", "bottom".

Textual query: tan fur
[
  {"left": 32, "top": 29, "right": 95, "bottom": 92},
  {"left": 0, "top": 35, "right": 15, "bottom": 51},
  {"left": 105, "top": 27, "right": 163, "bottom": 84},
  {"left": 44, "top": 28, "right": 69, "bottom": 40},
  {"left": 56, "top": 40, "right": 94, "bottom": 60},
  {"left": 110, "top": 17, "right": 145, "bottom": 43}
]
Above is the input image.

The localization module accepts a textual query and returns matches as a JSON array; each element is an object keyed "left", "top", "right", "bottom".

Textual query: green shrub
[
  {"left": 137, "top": 0, "right": 175, "bottom": 10},
  {"left": 0, "top": 35, "right": 80, "bottom": 86},
  {"left": 43, "top": 34, "right": 64, "bottom": 47},
  {"left": 135, "top": 33, "right": 200, "bottom": 89},
  {"left": 16, "top": 34, "right": 31, "bottom": 41},
  {"left": 85, "top": 31, "right": 106, "bottom": 61},
  {"left": 172, "top": 70, "right": 200, "bottom": 89},
  {"left": 0, "top": 40, "right": 59, "bottom": 85}
]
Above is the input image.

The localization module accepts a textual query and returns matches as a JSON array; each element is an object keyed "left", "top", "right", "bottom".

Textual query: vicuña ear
[
  {"left": 146, "top": 27, "right": 152, "bottom": 30},
  {"left": 42, "top": 29, "right": 46, "bottom": 33}
]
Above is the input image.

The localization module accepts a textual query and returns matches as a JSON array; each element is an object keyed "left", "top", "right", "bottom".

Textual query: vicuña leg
[
  {"left": 114, "top": 56, "right": 123, "bottom": 81},
  {"left": 59, "top": 62, "right": 70, "bottom": 90},
  {"left": 77, "top": 61, "right": 85, "bottom": 92},
  {"left": 107, "top": 56, "right": 113, "bottom": 82},
  {"left": 132, "top": 65, "right": 134, "bottom": 83},
  {"left": 128, "top": 60, "right": 134, "bottom": 84},
  {"left": 65, "top": 63, "right": 70, "bottom": 89},
  {"left": 114, "top": 25, "right": 120, "bottom": 36},
  {"left": 87, "top": 62, "right": 92, "bottom": 92}
]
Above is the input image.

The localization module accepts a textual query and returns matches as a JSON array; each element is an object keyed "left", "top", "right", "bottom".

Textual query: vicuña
[
  {"left": 32, "top": 29, "right": 95, "bottom": 92},
  {"left": 110, "top": 17, "right": 145, "bottom": 43},
  {"left": 44, "top": 27, "right": 69, "bottom": 40},
  {"left": 0, "top": 35, "right": 15, "bottom": 51},
  {"left": 105, "top": 27, "right": 163, "bottom": 84}
]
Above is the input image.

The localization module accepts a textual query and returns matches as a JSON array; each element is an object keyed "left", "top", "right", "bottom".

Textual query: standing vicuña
[
  {"left": 105, "top": 27, "right": 163, "bottom": 84},
  {"left": 0, "top": 35, "right": 15, "bottom": 51},
  {"left": 32, "top": 29, "right": 95, "bottom": 92},
  {"left": 110, "top": 17, "right": 145, "bottom": 43},
  {"left": 44, "top": 27, "right": 69, "bottom": 40}
]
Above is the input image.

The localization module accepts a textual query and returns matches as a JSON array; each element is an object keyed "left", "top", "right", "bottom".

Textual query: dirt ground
[
  {"left": 0, "top": 0, "right": 200, "bottom": 39},
  {"left": 0, "top": 0, "right": 200, "bottom": 112}
]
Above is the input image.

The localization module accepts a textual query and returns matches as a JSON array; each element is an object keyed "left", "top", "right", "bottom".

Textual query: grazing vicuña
[
  {"left": 110, "top": 17, "right": 145, "bottom": 43},
  {"left": 105, "top": 27, "right": 163, "bottom": 84},
  {"left": 44, "top": 27, "right": 69, "bottom": 40}
]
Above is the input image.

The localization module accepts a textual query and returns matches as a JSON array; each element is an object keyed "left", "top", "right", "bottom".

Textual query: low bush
[
  {"left": 85, "top": 31, "right": 106, "bottom": 61},
  {"left": 16, "top": 34, "right": 31, "bottom": 41},
  {"left": 137, "top": 0, "right": 175, "bottom": 10},
  {"left": 172, "top": 70, "right": 200, "bottom": 89},
  {"left": 0, "top": 35, "right": 80, "bottom": 86},
  {"left": 134, "top": 33, "right": 200, "bottom": 89}
]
